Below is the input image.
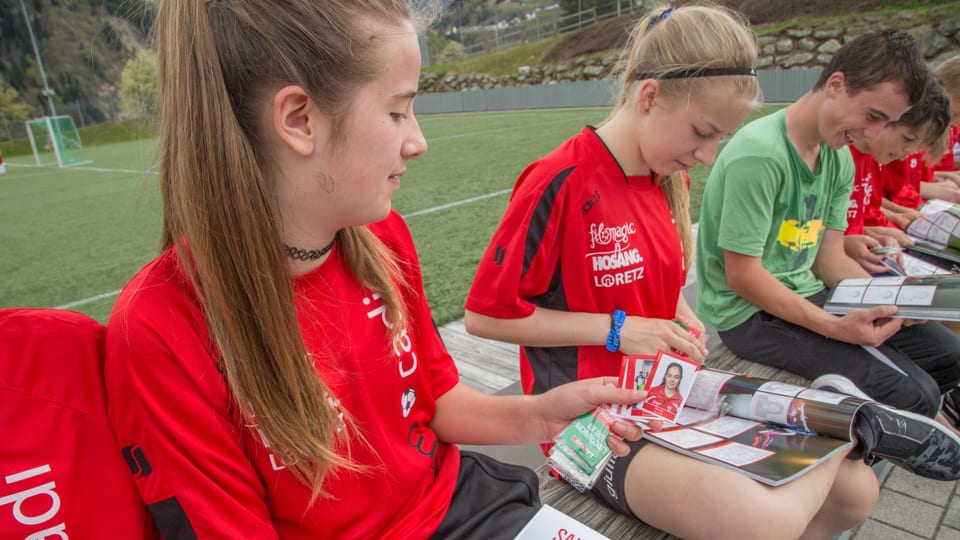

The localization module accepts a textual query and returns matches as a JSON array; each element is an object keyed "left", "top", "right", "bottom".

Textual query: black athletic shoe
[{"left": 854, "top": 401, "right": 960, "bottom": 481}]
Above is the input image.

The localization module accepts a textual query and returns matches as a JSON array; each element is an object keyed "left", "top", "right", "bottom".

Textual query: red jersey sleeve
[
  {"left": 466, "top": 160, "right": 570, "bottom": 319},
  {"left": 846, "top": 145, "right": 877, "bottom": 235},
  {"left": 105, "top": 256, "right": 278, "bottom": 539},
  {"left": 885, "top": 154, "right": 927, "bottom": 210}
]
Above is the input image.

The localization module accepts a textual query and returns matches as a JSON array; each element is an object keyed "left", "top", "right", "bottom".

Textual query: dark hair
[
  {"left": 665, "top": 362, "right": 684, "bottom": 382},
  {"left": 893, "top": 80, "right": 951, "bottom": 150},
  {"left": 814, "top": 28, "right": 928, "bottom": 105}
]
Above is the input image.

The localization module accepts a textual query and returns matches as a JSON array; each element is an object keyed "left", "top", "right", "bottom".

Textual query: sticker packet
[{"left": 549, "top": 406, "right": 619, "bottom": 491}]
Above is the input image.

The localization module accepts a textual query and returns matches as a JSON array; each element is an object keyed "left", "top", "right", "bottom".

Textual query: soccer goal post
[{"left": 25, "top": 115, "right": 90, "bottom": 167}]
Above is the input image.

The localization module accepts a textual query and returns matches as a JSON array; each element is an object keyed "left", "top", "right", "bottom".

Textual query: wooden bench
[{"left": 536, "top": 342, "right": 814, "bottom": 539}]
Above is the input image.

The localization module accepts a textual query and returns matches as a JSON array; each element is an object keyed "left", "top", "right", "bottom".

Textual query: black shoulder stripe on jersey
[
  {"left": 522, "top": 166, "right": 575, "bottom": 278},
  {"left": 148, "top": 497, "right": 198, "bottom": 540}
]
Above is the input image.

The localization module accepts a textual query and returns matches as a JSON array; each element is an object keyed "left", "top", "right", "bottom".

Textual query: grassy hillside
[
  {"left": 1, "top": 0, "right": 152, "bottom": 125},
  {"left": 427, "top": 1, "right": 959, "bottom": 76}
]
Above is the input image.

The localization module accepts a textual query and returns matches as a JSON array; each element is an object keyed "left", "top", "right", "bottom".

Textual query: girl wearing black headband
[{"left": 466, "top": 4, "right": 887, "bottom": 539}]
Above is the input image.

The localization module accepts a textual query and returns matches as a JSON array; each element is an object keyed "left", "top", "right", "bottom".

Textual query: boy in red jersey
[{"left": 842, "top": 80, "right": 951, "bottom": 273}]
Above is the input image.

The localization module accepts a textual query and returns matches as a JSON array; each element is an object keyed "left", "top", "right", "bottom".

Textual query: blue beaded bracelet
[{"left": 606, "top": 310, "right": 626, "bottom": 352}]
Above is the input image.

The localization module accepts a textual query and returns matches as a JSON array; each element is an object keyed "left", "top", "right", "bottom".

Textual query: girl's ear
[
  {"left": 272, "top": 85, "right": 324, "bottom": 157},
  {"left": 636, "top": 79, "right": 660, "bottom": 113}
]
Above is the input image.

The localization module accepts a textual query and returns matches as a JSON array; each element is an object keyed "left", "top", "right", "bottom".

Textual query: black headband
[{"left": 635, "top": 67, "right": 758, "bottom": 81}]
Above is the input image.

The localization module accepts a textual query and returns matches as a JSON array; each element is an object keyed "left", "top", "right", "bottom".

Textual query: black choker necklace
[{"left": 283, "top": 237, "right": 336, "bottom": 261}]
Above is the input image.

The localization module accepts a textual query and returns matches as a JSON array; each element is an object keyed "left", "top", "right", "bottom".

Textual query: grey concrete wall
[{"left": 414, "top": 68, "right": 822, "bottom": 115}]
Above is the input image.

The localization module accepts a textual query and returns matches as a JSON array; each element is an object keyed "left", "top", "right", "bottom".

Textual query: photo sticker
[{"left": 638, "top": 351, "right": 701, "bottom": 422}]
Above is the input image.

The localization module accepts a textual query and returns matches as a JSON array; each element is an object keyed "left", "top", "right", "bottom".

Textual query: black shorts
[
  {"left": 720, "top": 290, "right": 960, "bottom": 417},
  {"left": 586, "top": 437, "right": 651, "bottom": 520},
  {"left": 430, "top": 451, "right": 541, "bottom": 539}
]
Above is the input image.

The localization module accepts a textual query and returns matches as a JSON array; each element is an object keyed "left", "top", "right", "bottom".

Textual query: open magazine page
[
  {"left": 906, "top": 243, "right": 960, "bottom": 267},
  {"left": 718, "top": 377, "right": 864, "bottom": 440},
  {"left": 918, "top": 199, "right": 960, "bottom": 216},
  {"left": 823, "top": 275, "right": 960, "bottom": 321},
  {"left": 906, "top": 203, "right": 960, "bottom": 265},
  {"left": 625, "top": 365, "right": 870, "bottom": 486},
  {"left": 902, "top": 252, "right": 955, "bottom": 276}
]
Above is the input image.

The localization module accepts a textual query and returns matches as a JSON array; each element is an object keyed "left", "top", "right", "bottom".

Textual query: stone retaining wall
[{"left": 419, "top": 5, "right": 960, "bottom": 94}]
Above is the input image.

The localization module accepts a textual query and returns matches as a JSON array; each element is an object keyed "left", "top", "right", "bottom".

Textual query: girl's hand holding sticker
[
  {"left": 617, "top": 316, "right": 707, "bottom": 362},
  {"left": 670, "top": 317, "right": 707, "bottom": 357}
]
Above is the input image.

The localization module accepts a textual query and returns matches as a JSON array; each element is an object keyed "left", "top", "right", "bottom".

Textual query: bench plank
[{"left": 704, "top": 344, "right": 811, "bottom": 385}]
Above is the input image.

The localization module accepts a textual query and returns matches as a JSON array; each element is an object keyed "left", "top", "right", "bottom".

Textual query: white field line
[
  {"left": 6, "top": 162, "right": 155, "bottom": 175},
  {"left": 56, "top": 289, "right": 125, "bottom": 310},
  {"left": 403, "top": 189, "right": 511, "bottom": 218},
  {"left": 3, "top": 168, "right": 77, "bottom": 181}
]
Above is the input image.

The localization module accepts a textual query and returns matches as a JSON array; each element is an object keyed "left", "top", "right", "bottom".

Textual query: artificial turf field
[{"left": 1, "top": 105, "right": 781, "bottom": 324}]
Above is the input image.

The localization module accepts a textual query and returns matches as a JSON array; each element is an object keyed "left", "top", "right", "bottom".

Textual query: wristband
[{"left": 606, "top": 310, "right": 626, "bottom": 352}]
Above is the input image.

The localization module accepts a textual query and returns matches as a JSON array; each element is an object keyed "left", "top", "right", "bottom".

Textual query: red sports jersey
[
  {"left": 845, "top": 145, "right": 883, "bottom": 235},
  {"left": 466, "top": 127, "right": 686, "bottom": 396},
  {"left": 641, "top": 385, "right": 683, "bottom": 418},
  {"left": 885, "top": 153, "right": 931, "bottom": 210},
  {"left": 0, "top": 308, "right": 156, "bottom": 540},
  {"left": 105, "top": 212, "right": 461, "bottom": 539},
  {"left": 933, "top": 125, "right": 960, "bottom": 172}
]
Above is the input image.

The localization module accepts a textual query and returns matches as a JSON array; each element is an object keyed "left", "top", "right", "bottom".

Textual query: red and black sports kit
[
  {"left": 105, "top": 212, "right": 464, "bottom": 539},
  {"left": 466, "top": 127, "right": 686, "bottom": 396}
]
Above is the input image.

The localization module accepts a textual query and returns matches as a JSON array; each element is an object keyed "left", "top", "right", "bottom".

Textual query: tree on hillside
[
  {"left": 442, "top": 41, "right": 466, "bottom": 63},
  {"left": 426, "top": 30, "right": 450, "bottom": 65},
  {"left": 119, "top": 49, "right": 157, "bottom": 118},
  {"left": 0, "top": 81, "right": 30, "bottom": 124}
]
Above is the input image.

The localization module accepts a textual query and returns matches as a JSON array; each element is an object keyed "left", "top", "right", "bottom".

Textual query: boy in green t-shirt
[{"left": 696, "top": 28, "right": 960, "bottom": 424}]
